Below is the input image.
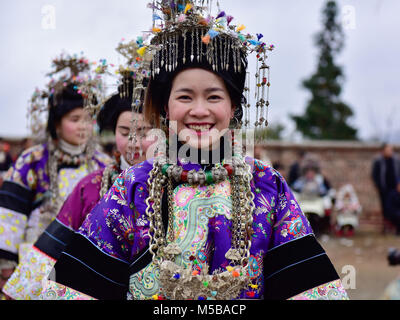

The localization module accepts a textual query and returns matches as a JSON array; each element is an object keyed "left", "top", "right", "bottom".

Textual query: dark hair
[
  {"left": 144, "top": 30, "right": 247, "bottom": 128},
  {"left": 46, "top": 83, "right": 86, "bottom": 139},
  {"left": 97, "top": 77, "right": 144, "bottom": 133}
]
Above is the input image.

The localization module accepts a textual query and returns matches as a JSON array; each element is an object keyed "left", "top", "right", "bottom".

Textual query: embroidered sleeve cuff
[
  {"left": 40, "top": 280, "right": 96, "bottom": 300},
  {"left": 288, "top": 279, "right": 349, "bottom": 300},
  {"left": 3, "top": 245, "right": 56, "bottom": 300}
]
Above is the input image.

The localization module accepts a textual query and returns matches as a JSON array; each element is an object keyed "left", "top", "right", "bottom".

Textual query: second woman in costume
[
  {"left": 2, "top": 74, "right": 154, "bottom": 299},
  {"left": 0, "top": 54, "right": 110, "bottom": 296}
]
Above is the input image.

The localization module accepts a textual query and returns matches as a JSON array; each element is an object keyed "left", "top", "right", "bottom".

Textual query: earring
[
  {"left": 161, "top": 116, "right": 169, "bottom": 132},
  {"left": 229, "top": 116, "right": 241, "bottom": 130}
]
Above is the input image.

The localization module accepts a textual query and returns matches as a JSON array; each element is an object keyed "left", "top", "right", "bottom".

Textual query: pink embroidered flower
[{"left": 175, "top": 187, "right": 196, "bottom": 207}]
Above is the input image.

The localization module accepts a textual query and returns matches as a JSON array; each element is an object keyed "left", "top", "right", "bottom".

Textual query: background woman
[
  {"left": 2, "top": 76, "right": 155, "bottom": 300},
  {"left": 0, "top": 55, "right": 110, "bottom": 297}
]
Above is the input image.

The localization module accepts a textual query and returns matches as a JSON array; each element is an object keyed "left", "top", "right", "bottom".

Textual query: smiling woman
[
  {"left": 167, "top": 68, "right": 234, "bottom": 151},
  {"left": 0, "top": 64, "right": 111, "bottom": 298},
  {"left": 42, "top": 1, "right": 348, "bottom": 301}
]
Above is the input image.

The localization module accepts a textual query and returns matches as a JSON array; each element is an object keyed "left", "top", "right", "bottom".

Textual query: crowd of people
[{"left": 272, "top": 143, "right": 400, "bottom": 238}]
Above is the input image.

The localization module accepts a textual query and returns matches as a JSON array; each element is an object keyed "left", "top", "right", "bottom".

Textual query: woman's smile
[{"left": 167, "top": 68, "right": 235, "bottom": 149}]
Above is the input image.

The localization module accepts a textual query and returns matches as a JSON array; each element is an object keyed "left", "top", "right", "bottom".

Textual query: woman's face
[
  {"left": 167, "top": 68, "right": 234, "bottom": 150},
  {"left": 115, "top": 111, "right": 155, "bottom": 165},
  {"left": 57, "top": 108, "right": 92, "bottom": 146}
]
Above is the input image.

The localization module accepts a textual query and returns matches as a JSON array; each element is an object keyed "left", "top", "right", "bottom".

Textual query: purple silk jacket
[{"left": 43, "top": 157, "right": 348, "bottom": 300}]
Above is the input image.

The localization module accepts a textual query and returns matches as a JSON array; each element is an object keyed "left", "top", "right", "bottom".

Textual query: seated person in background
[
  {"left": 292, "top": 158, "right": 329, "bottom": 198},
  {"left": 332, "top": 184, "right": 362, "bottom": 237}
]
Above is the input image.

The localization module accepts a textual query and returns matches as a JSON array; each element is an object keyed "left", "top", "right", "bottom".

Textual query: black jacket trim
[
  {"left": 34, "top": 219, "right": 75, "bottom": 260},
  {"left": 53, "top": 233, "right": 129, "bottom": 300},
  {"left": 0, "top": 248, "right": 18, "bottom": 262},
  {"left": 0, "top": 181, "right": 34, "bottom": 216},
  {"left": 263, "top": 234, "right": 339, "bottom": 300}
]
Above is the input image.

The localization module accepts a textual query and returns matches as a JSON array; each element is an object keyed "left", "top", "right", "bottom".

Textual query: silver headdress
[{"left": 140, "top": 0, "right": 274, "bottom": 130}]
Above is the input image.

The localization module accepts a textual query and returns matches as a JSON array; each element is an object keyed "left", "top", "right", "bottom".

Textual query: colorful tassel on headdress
[
  {"left": 248, "top": 40, "right": 260, "bottom": 46},
  {"left": 227, "top": 15, "right": 234, "bottom": 25},
  {"left": 184, "top": 3, "right": 192, "bottom": 14},
  {"left": 177, "top": 4, "right": 185, "bottom": 12},
  {"left": 237, "top": 33, "right": 246, "bottom": 42},
  {"left": 208, "top": 29, "right": 219, "bottom": 39},
  {"left": 152, "top": 27, "right": 162, "bottom": 33},
  {"left": 216, "top": 11, "right": 226, "bottom": 19},
  {"left": 137, "top": 46, "right": 147, "bottom": 57},
  {"left": 136, "top": 36, "right": 143, "bottom": 46},
  {"left": 236, "top": 24, "right": 246, "bottom": 32},
  {"left": 216, "top": 16, "right": 227, "bottom": 28},
  {"left": 153, "top": 14, "right": 162, "bottom": 21},
  {"left": 256, "top": 33, "right": 264, "bottom": 41},
  {"left": 178, "top": 13, "right": 186, "bottom": 22}
]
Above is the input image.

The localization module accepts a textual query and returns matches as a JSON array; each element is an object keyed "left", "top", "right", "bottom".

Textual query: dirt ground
[{"left": 318, "top": 231, "right": 400, "bottom": 300}]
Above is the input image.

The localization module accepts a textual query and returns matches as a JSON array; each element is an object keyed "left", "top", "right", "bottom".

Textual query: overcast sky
[{"left": 1, "top": 0, "right": 399, "bottom": 142}]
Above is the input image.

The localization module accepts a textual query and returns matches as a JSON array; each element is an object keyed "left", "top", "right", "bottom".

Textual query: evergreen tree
[{"left": 291, "top": 0, "right": 358, "bottom": 140}]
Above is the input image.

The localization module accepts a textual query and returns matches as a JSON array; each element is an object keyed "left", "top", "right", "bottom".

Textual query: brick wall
[{"left": 254, "top": 141, "right": 400, "bottom": 233}]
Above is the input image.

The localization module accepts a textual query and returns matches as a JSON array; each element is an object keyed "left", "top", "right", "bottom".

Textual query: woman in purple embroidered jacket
[
  {"left": 2, "top": 75, "right": 155, "bottom": 300},
  {"left": 0, "top": 56, "right": 111, "bottom": 296},
  {"left": 42, "top": 1, "right": 348, "bottom": 300}
]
